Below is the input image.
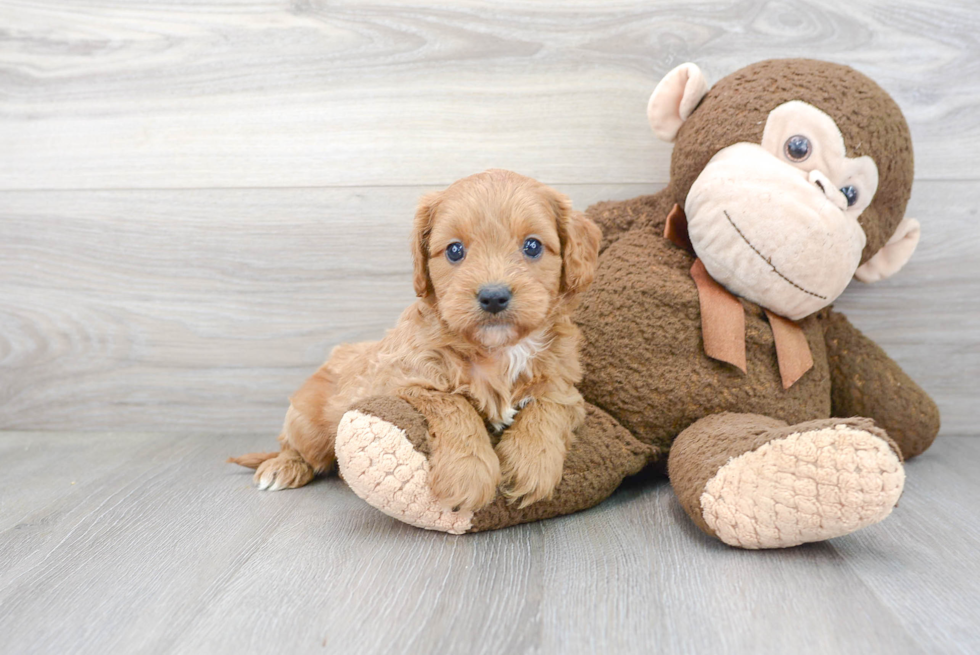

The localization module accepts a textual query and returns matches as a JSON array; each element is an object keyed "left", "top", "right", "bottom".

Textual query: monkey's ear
[
  {"left": 647, "top": 63, "right": 709, "bottom": 142},
  {"left": 854, "top": 217, "right": 921, "bottom": 283},
  {"left": 412, "top": 191, "right": 442, "bottom": 298}
]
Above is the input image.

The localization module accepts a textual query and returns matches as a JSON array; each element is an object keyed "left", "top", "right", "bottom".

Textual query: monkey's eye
[
  {"left": 784, "top": 135, "right": 811, "bottom": 162},
  {"left": 522, "top": 237, "right": 543, "bottom": 259},
  {"left": 840, "top": 185, "right": 858, "bottom": 208},
  {"left": 446, "top": 241, "right": 465, "bottom": 263}
]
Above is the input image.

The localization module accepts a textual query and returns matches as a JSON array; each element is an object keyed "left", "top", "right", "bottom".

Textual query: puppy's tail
[{"left": 227, "top": 451, "right": 279, "bottom": 469}]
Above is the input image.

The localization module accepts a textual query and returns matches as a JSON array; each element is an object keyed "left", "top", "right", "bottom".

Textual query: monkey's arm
[
  {"left": 822, "top": 309, "right": 940, "bottom": 459},
  {"left": 586, "top": 192, "right": 674, "bottom": 253}
]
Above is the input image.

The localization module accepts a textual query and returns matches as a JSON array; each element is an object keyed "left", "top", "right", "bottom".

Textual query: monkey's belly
[{"left": 576, "top": 231, "right": 832, "bottom": 455}]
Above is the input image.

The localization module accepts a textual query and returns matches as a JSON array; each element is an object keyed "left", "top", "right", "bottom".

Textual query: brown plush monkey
[{"left": 332, "top": 59, "right": 940, "bottom": 547}]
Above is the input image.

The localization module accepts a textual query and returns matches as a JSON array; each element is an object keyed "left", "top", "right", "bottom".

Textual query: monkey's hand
[{"left": 822, "top": 310, "right": 940, "bottom": 459}]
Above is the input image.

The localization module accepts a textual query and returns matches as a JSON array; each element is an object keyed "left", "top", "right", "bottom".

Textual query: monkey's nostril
[
  {"left": 477, "top": 285, "right": 512, "bottom": 314},
  {"left": 808, "top": 169, "right": 847, "bottom": 210}
]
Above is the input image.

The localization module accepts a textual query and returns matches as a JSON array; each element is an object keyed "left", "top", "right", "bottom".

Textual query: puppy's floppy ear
[
  {"left": 549, "top": 189, "right": 602, "bottom": 295},
  {"left": 412, "top": 191, "right": 442, "bottom": 298}
]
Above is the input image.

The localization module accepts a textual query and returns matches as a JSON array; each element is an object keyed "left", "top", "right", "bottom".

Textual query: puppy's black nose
[{"left": 478, "top": 285, "right": 511, "bottom": 314}]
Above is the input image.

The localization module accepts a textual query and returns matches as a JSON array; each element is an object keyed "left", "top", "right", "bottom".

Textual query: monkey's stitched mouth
[{"left": 722, "top": 210, "right": 827, "bottom": 301}]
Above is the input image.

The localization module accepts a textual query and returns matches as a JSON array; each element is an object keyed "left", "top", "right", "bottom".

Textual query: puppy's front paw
[
  {"left": 428, "top": 447, "right": 501, "bottom": 512},
  {"left": 254, "top": 452, "right": 316, "bottom": 491},
  {"left": 496, "top": 436, "right": 565, "bottom": 509}
]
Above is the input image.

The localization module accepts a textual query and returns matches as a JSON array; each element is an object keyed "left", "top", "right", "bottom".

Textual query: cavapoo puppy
[{"left": 230, "top": 169, "right": 601, "bottom": 511}]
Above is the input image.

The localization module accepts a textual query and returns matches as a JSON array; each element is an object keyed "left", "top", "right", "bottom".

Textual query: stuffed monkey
[{"left": 333, "top": 59, "right": 940, "bottom": 547}]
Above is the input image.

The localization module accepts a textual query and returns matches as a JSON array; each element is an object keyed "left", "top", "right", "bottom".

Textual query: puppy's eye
[
  {"left": 840, "top": 185, "right": 858, "bottom": 207},
  {"left": 445, "top": 241, "right": 465, "bottom": 263},
  {"left": 784, "top": 135, "right": 811, "bottom": 162},
  {"left": 522, "top": 237, "right": 543, "bottom": 259}
]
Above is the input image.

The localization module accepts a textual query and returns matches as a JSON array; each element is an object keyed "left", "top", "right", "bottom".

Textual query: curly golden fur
[{"left": 230, "top": 170, "right": 602, "bottom": 510}]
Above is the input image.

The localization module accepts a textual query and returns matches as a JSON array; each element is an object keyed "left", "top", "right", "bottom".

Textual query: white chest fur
[
  {"left": 505, "top": 334, "right": 546, "bottom": 383},
  {"left": 480, "top": 334, "right": 547, "bottom": 432}
]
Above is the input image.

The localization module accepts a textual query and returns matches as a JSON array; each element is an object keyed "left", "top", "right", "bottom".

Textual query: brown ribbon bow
[{"left": 665, "top": 204, "right": 813, "bottom": 389}]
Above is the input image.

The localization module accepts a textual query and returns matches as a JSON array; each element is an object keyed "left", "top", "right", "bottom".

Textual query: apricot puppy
[{"left": 230, "top": 169, "right": 601, "bottom": 511}]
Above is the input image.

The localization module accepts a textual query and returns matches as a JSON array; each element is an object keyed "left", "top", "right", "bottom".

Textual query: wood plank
[
  {"left": 1, "top": 181, "right": 974, "bottom": 434},
  {"left": 1, "top": 1, "right": 978, "bottom": 189},
  {"left": 2, "top": 433, "right": 977, "bottom": 654}
]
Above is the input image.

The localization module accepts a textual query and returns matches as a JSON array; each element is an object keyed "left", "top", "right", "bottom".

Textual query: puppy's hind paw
[
  {"left": 254, "top": 452, "right": 316, "bottom": 491},
  {"left": 429, "top": 450, "right": 501, "bottom": 513}
]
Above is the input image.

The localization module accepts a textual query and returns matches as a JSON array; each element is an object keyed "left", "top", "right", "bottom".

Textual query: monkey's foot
[
  {"left": 335, "top": 396, "right": 658, "bottom": 534},
  {"left": 336, "top": 408, "right": 476, "bottom": 534},
  {"left": 699, "top": 421, "right": 905, "bottom": 549}
]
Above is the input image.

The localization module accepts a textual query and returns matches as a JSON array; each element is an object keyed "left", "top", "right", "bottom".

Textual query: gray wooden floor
[
  {"left": 0, "top": 432, "right": 977, "bottom": 655},
  {"left": 2, "top": 1, "right": 980, "bottom": 654}
]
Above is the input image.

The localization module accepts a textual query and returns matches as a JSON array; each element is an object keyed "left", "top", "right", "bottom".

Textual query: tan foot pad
[
  {"left": 700, "top": 424, "right": 905, "bottom": 549},
  {"left": 336, "top": 410, "right": 474, "bottom": 534}
]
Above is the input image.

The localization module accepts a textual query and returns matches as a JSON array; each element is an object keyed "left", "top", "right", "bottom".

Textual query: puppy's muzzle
[{"left": 477, "top": 285, "right": 512, "bottom": 314}]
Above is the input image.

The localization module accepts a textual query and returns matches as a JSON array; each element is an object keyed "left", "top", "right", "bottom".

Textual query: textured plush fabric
[
  {"left": 573, "top": 59, "right": 935, "bottom": 541},
  {"left": 668, "top": 413, "right": 790, "bottom": 537},
  {"left": 701, "top": 423, "right": 904, "bottom": 549},
  {"left": 822, "top": 311, "right": 941, "bottom": 458},
  {"left": 577, "top": 211, "right": 833, "bottom": 456},
  {"left": 336, "top": 408, "right": 475, "bottom": 534},
  {"left": 335, "top": 398, "right": 657, "bottom": 532},
  {"left": 578, "top": 59, "right": 935, "bottom": 458},
  {"left": 353, "top": 395, "right": 433, "bottom": 457},
  {"left": 668, "top": 414, "right": 904, "bottom": 547}
]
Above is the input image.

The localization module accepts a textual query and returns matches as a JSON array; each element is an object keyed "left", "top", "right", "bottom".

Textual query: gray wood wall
[{"left": 1, "top": 1, "right": 977, "bottom": 435}]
